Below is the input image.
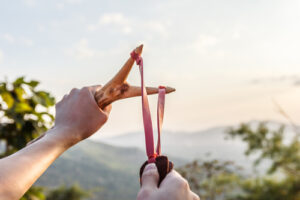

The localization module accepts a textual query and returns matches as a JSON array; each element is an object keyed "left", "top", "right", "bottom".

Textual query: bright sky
[{"left": 1, "top": 0, "right": 300, "bottom": 138}]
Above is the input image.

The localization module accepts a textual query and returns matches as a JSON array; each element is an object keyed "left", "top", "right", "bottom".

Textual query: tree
[
  {"left": 0, "top": 77, "right": 55, "bottom": 199},
  {"left": 227, "top": 122, "right": 300, "bottom": 200},
  {"left": 177, "top": 159, "right": 243, "bottom": 200},
  {"left": 46, "top": 185, "right": 90, "bottom": 200},
  {"left": 179, "top": 122, "right": 300, "bottom": 200},
  {"left": 0, "top": 77, "right": 55, "bottom": 157},
  {"left": 21, "top": 187, "right": 46, "bottom": 200}
]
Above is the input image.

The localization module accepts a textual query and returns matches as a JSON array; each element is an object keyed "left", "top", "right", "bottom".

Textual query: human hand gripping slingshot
[
  {"left": 94, "top": 44, "right": 175, "bottom": 186},
  {"left": 30, "top": 44, "right": 175, "bottom": 185}
]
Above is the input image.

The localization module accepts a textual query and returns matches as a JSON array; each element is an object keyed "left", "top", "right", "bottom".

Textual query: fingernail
[{"left": 144, "top": 163, "right": 156, "bottom": 172}]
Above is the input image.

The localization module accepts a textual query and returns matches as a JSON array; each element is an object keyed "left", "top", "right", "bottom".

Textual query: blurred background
[{"left": 0, "top": 0, "right": 299, "bottom": 200}]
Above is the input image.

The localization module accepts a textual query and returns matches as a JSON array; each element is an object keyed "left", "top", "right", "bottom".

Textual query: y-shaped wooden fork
[
  {"left": 27, "top": 44, "right": 175, "bottom": 146},
  {"left": 94, "top": 44, "right": 175, "bottom": 109}
]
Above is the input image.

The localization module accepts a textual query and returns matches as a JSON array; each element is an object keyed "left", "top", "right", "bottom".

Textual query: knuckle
[
  {"left": 194, "top": 195, "right": 200, "bottom": 200},
  {"left": 55, "top": 102, "right": 61, "bottom": 108},
  {"left": 70, "top": 88, "right": 79, "bottom": 93},
  {"left": 80, "top": 87, "right": 90, "bottom": 94},
  {"left": 137, "top": 188, "right": 152, "bottom": 200},
  {"left": 142, "top": 169, "right": 159, "bottom": 180},
  {"left": 179, "top": 179, "right": 189, "bottom": 190},
  {"left": 103, "top": 114, "right": 109, "bottom": 122}
]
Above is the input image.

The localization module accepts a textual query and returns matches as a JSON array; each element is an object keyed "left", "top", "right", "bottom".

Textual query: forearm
[{"left": 0, "top": 127, "right": 72, "bottom": 200}]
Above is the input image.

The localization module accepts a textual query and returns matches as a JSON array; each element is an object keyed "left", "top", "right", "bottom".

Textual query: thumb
[{"left": 141, "top": 163, "right": 159, "bottom": 190}]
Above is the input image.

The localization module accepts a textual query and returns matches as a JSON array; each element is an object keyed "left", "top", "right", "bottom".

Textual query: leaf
[
  {"left": 16, "top": 122, "right": 22, "bottom": 131},
  {"left": 15, "top": 102, "right": 32, "bottom": 113},
  {"left": 27, "top": 80, "right": 39, "bottom": 88},
  {"left": 13, "top": 76, "right": 25, "bottom": 87},
  {"left": 0, "top": 92, "right": 14, "bottom": 109},
  {"left": 15, "top": 87, "right": 25, "bottom": 102},
  {"left": 36, "top": 91, "right": 55, "bottom": 107}
]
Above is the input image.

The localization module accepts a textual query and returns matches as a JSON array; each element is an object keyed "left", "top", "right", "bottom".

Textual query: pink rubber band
[{"left": 130, "top": 51, "right": 166, "bottom": 162}]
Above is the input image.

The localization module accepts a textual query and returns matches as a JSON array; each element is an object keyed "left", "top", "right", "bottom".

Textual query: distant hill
[
  {"left": 99, "top": 120, "right": 298, "bottom": 173},
  {"left": 30, "top": 120, "right": 299, "bottom": 199},
  {"left": 35, "top": 140, "right": 185, "bottom": 200}
]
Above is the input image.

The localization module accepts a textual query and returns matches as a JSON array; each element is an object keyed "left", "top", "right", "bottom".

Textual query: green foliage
[
  {"left": 179, "top": 122, "right": 300, "bottom": 200},
  {"left": 231, "top": 177, "right": 300, "bottom": 200},
  {"left": 228, "top": 123, "right": 300, "bottom": 176},
  {"left": 227, "top": 122, "right": 300, "bottom": 200},
  {"left": 178, "top": 160, "right": 243, "bottom": 200},
  {"left": 0, "top": 77, "right": 55, "bottom": 200},
  {"left": 46, "top": 185, "right": 90, "bottom": 200},
  {"left": 0, "top": 76, "right": 55, "bottom": 157},
  {"left": 21, "top": 187, "right": 46, "bottom": 200}
]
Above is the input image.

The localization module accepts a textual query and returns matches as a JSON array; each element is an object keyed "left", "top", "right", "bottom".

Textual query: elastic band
[{"left": 130, "top": 51, "right": 166, "bottom": 162}]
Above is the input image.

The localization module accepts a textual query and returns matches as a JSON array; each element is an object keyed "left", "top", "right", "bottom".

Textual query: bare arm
[{"left": 0, "top": 86, "right": 111, "bottom": 200}]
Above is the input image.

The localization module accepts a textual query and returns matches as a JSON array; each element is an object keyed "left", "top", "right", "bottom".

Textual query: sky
[{"left": 1, "top": 0, "right": 300, "bottom": 138}]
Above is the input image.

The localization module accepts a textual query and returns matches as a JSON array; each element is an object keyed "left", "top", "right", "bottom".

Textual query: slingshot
[
  {"left": 96, "top": 44, "right": 174, "bottom": 186},
  {"left": 94, "top": 44, "right": 175, "bottom": 109}
]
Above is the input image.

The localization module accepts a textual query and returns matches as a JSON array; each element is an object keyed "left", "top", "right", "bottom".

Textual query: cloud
[
  {"left": 2, "top": 33, "right": 15, "bottom": 43},
  {"left": 22, "top": 0, "right": 36, "bottom": 7},
  {"left": 88, "top": 12, "right": 169, "bottom": 37},
  {"left": 56, "top": 3, "right": 65, "bottom": 10},
  {"left": 232, "top": 30, "right": 241, "bottom": 40},
  {"left": 0, "top": 50, "right": 3, "bottom": 64},
  {"left": 98, "top": 13, "right": 132, "bottom": 34},
  {"left": 143, "top": 21, "right": 168, "bottom": 37},
  {"left": 250, "top": 75, "right": 300, "bottom": 87},
  {"left": 20, "top": 37, "right": 34, "bottom": 46},
  {"left": 99, "top": 13, "right": 129, "bottom": 25},
  {"left": 65, "top": 38, "right": 97, "bottom": 60},
  {"left": 1, "top": 34, "right": 33, "bottom": 46},
  {"left": 196, "top": 35, "right": 218, "bottom": 47},
  {"left": 193, "top": 34, "right": 219, "bottom": 54},
  {"left": 65, "top": 0, "right": 83, "bottom": 4},
  {"left": 294, "top": 80, "right": 300, "bottom": 86}
]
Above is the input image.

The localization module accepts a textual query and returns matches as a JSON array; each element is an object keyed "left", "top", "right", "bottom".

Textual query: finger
[
  {"left": 103, "top": 104, "right": 112, "bottom": 115},
  {"left": 190, "top": 191, "right": 200, "bottom": 200},
  {"left": 62, "top": 94, "right": 68, "bottom": 100},
  {"left": 70, "top": 88, "right": 79, "bottom": 95},
  {"left": 87, "top": 85, "right": 102, "bottom": 96},
  {"left": 159, "top": 170, "right": 184, "bottom": 188},
  {"left": 141, "top": 163, "right": 159, "bottom": 190}
]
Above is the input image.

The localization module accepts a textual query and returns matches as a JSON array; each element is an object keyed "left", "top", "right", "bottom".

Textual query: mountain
[
  {"left": 35, "top": 140, "right": 185, "bottom": 200},
  {"left": 99, "top": 120, "right": 299, "bottom": 173}
]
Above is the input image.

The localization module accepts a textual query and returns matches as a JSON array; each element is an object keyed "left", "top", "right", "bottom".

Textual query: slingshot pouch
[{"left": 139, "top": 155, "right": 174, "bottom": 186}]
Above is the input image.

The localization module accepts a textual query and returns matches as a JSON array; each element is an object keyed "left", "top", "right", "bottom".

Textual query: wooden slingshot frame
[
  {"left": 94, "top": 44, "right": 175, "bottom": 109},
  {"left": 27, "top": 44, "right": 175, "bottom": 146}
]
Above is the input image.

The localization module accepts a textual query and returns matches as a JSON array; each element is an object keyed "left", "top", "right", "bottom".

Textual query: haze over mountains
[
  {"left": 100, "top": 120, "right": 297, "bottom": 172},
  {"left": 34, "top": 120, "right": 297, "bottom": 200}
]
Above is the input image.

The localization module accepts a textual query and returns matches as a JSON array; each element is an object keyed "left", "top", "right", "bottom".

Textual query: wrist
[{"left": 45, "top": 126, "right": 79, "bottom": 149}]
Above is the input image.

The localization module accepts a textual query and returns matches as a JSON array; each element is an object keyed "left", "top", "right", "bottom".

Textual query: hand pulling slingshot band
[{"left": 95, "top": 44, "right": 174, "bottom": 186}]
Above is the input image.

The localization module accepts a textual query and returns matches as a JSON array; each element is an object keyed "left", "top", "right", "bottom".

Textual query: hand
[
  {"left": 137, "top": 163, "right": 200, "bottom": 200},
  {"left": 53, "top": 85, "right": 112, "bottom": 146}
]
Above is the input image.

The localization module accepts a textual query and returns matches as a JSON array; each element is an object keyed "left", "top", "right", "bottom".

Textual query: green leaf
[
  {"left": 28, "top": 80, "right": 39, "bottom": 88},
  {"left": 13, "top": 76, "right": 25, "bottom": 87},
  {"left": 36, "top": 91, "right": 55, "bottom": 107},
  {"left": 15, "top": 102, "right": 32, "bottom": 113},
  {"left": 0, "top": 92, "right": 14, "bottom": 109},
  {"left": 15, "top": 87, "right": 26, "bottom": 102},
  {"left": 16, "top": 122, "right": 22, "bottom": 131}
]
